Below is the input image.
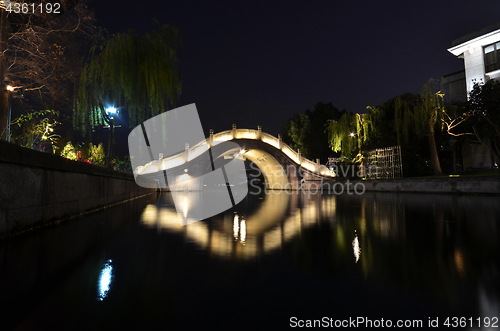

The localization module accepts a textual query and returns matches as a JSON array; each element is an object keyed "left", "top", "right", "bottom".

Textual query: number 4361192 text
[{"left": 6, "top": 2, "right": 61, "bottom": 14}]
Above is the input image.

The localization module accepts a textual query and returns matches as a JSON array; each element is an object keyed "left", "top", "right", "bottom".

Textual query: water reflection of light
[
  {"left": 185, "top": 222, "right": 210, "bottom": 249},
  {"left": 183, "top": 196, "right": 188, "bottom": 219},
  {"left": 98, "top": 259, "right": 113, "bottom": 301},
  {"left": 283, "top": 211, "right": 301, "bottom": 242},
  {"left": 232, "top": 213, "right": 247, "bottom": 245},
  {"left": 264, "top": 227, "right": 282, "bottom": 252},
  {"left": 240, "top": 219, "right": 246, "bottom": 245},
  {"left": 352, "top": 231, "right": 361, "bottom": 263},
  {"left": 233, "top": 214, "right": 239, "bottom": 240},
  {"left": 140, "top": 192, "right": 337, "bottom": 260},
  {"left": 454, "top": 248, "right": 466, "bottom": 278}
]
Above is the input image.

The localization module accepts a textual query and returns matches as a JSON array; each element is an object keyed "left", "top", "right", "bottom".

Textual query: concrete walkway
[{"left": 351, "top": 176, "right": 500, "bottom": 195}]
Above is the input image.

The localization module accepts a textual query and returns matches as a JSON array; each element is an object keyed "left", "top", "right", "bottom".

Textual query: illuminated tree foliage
[
  {"left": 74, "top": 23, "right": 182, "bottom": 137},
  {"left": 60, "top": 141, "right": 78, "bottom": 160},
  {"left": 395, "top": 80, "right": 444, "bottom": 176},
  {"left": 0, "top": 0, "right": 95, "bottom": 140},
  {"left": 327, "top": 107, "right": 380, "bottom": 161},
  {"left": 9, "top": 109, "right": 59, "bottom": 148},
  {"left": 281, "top": 102, "right": 345, "bottom": 162}
]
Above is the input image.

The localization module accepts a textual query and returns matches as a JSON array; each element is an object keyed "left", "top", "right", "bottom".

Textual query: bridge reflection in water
[{"left": 140, "top": 191, "right": 338, "bottom": 259}]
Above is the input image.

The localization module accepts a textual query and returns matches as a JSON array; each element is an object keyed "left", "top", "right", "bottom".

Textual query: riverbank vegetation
[{"left": 281, "top": 79, "right": 500, "bottom": 177}]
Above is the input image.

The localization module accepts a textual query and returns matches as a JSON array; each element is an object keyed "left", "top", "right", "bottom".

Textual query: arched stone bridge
[{"left": 134, "top": 125, "right": 336, "bottom": 190}]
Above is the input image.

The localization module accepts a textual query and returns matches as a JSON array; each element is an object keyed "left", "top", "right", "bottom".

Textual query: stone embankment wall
[
  {"left": 354, "top": 177, "right": 500, "bottom": 194},
  {"left": 0, "top": 141, "right": 153, "bottom": 237}
]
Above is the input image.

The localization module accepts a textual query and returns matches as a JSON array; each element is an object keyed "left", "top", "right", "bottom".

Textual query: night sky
[{"left": 90, "top": 0, "right": 499, "bottom": 138}]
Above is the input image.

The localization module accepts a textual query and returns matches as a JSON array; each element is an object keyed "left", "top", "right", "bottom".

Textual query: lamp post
[
  {"left": 105, "top": 107, "right": 117, "bottom": 159},
  {"left": 6, "top": 85, "right": 13, "bottom": 142}
]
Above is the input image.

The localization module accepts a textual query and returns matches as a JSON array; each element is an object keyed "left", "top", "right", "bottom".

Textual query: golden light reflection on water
[
  {"left": 233, "top": 214, "right": 239, "bottom": 240},
  {"left": 140, "top": 191, "right": 413, "bottom": 269},
  {"left": 353, "top": 230, "right": 361, "bottom": 263},
  {"left": 140, "top": 191, "right": 338, "bottom": 259},
  {"left": 454, "top": 247, "right": 465, "bottom": 278},
  {"left": 135, "top": 191, "right": 500, "bottom": 320},
  {"left": 183, "top": 196, "right": 188, "bottom": 219},
  {"left": 240, "top": 219, "right": 246, "bottom": 245}
]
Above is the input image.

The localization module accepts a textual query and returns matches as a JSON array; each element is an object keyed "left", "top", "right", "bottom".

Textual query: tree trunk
[
  {"left": 107, "top": 120, "right": 114, "bottom": 167},
  {"left": 0, "top": 9, "right": 10, "bottom": 140},
  {"left": 428, "top": 124, "right": 443, "bottom": 176}
]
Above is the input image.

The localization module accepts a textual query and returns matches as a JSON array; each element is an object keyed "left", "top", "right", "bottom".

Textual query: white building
[
  {"left": 442, "top": 22, "right": 500, "bottom": 170},
  {"left": 446, "top": 21, "right": 500, "bottom": 98}
]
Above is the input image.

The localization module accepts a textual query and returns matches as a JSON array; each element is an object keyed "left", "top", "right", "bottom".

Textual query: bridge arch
[{"left": 231, "top": 148, "right": 291, "bottom": 190}]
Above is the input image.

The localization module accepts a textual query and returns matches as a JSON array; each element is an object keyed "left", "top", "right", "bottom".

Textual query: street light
[
  {"left": 106, "top": 107, "right": 117, "bottom": 119},
  {"left": 6, "top": 85, "right": 14, "bottom": 142},
  {"left": 105, "top": 106, "right": 117, "bottom": 160}
]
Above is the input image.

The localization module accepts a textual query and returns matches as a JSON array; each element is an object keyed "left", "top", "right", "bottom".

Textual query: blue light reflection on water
[{"left": 98, "top": 259, "right": 113, "bottom": 301}]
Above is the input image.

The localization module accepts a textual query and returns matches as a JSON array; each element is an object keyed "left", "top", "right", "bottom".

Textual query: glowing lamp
[{"left": 106, "top": 107, "right": 117, "bottom": 119}]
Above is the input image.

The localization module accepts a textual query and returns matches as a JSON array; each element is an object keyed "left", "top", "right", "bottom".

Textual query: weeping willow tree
[
  {"left": 395, "top": 80, "right": 444, "bottom": 176},
  {"left": 74, "top": 23, "right": 182, "bottom": 140},
  {"left": 327, "top": 108, "right": 379, "bottom": 161}
]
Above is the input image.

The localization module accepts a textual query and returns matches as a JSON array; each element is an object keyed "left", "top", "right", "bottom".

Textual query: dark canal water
[{"left": 1, "top": 189, "right": 499, "bottom": 330}]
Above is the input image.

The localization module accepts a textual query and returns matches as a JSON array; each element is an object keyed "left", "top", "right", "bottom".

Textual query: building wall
[
  {"left": 441, "top": 70, "right": 467, "bottom": 102},
  {"left": 463, "top": 47, "right": 486, "bottom": 93},
  {"left": 462, "top": 141, "right": 493, "bottom": 169}
]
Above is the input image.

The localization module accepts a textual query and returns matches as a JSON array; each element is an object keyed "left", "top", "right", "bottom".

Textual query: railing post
[
  {"left": 298, "top": 149, "right": 302, "bottom": 165},
  {"left": 257, "top": 125, "right": 262, "bottom": 140},
  {"left": 184, "top": 143, "right": 189, "bottom": 162},
  {"left": 232, "top": 124, "right": 237, "bottom": 139},
  {"left": 316, "top": 158, "right": 320, "bottom": 174},
  {"left": 209, "top": 129, "right": 214, "bottom": 147},
  {"left": 278, "top": 134, "right": 282, "bottom": 150}
]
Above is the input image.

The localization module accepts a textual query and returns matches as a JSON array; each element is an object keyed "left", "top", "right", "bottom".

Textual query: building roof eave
[{"left": 448, "top": 28, "right": 500, "bottom": 57}]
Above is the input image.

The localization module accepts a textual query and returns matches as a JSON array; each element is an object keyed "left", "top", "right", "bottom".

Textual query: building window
[{"left": 484, "top": 42, "right": 500, "bottom": 73}]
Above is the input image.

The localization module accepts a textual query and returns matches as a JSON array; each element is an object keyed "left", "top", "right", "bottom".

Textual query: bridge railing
[
  {"left": 281, "top": 143, "right": 300, "bottom": 164},
  {"left": 188, "top": 139, "right": 209, "bottom": 162},
  {"left": 212, "top": 130, "right": 233, "bottom": 146},
  {"left": 260, "top": 132, "right": 280, "bottom": 149},
  {"left": 136, "top": 126, "right": 335, "bottom": 177},
  {"left": 162, "top": 153, "right": 185, "bottom": 170},
  {"left": 301, "top": 158, "right": 317, "bottom": 173},
  {"left": 234, "top": 128, "right": 259, "bottom": 140}
]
